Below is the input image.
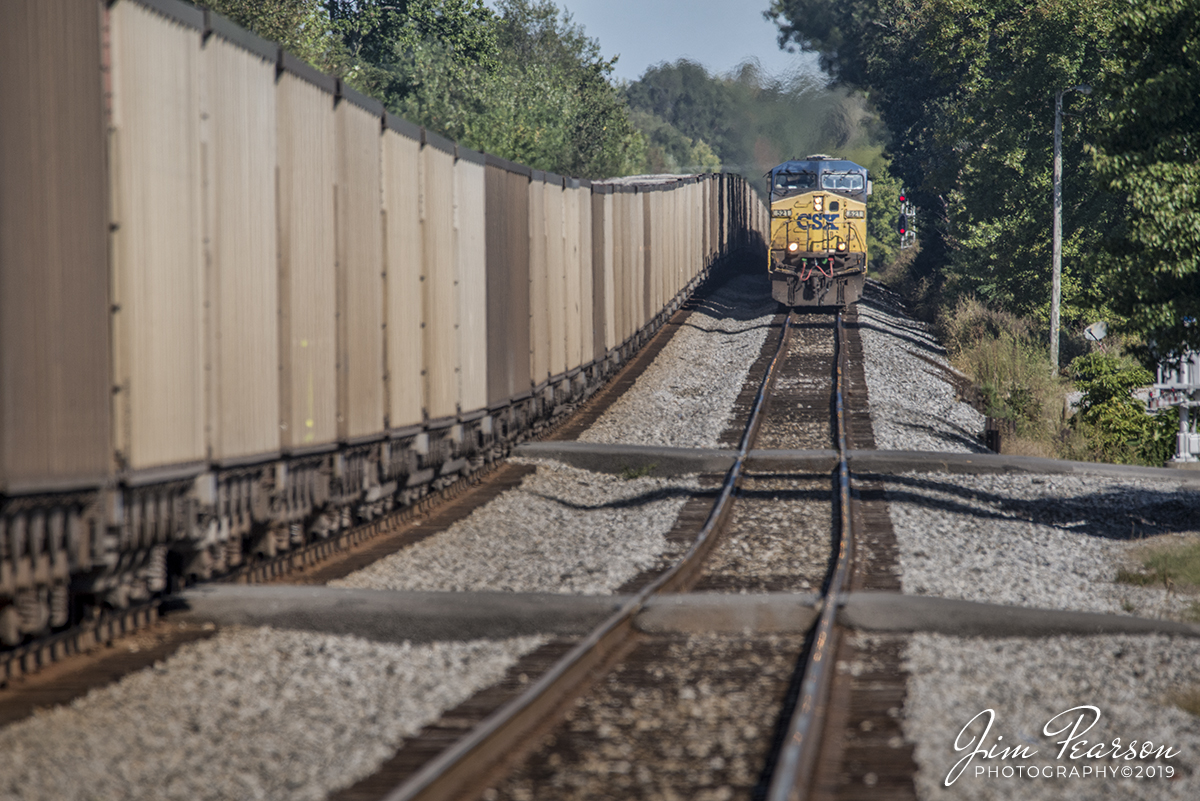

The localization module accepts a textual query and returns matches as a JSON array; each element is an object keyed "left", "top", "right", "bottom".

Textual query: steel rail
[
  {"left": 381, "top": 309, "right": 796, "bottom": 801},
  {"left": 766, "top": 310, "right": 855, "bottom": 801}
]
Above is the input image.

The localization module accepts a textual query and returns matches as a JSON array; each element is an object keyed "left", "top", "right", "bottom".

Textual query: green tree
[
  {"left": 624, "top": 58, "right": 889, "bottom": 188},
  {"left": 624, "top": 60, "right": 746, "bottom": 168},
  {"left": 767, "top": 0, "right": 1125, "bottom": 327},
  {"left": 629, "top": 110, "right": 721, "bottom": 173},
  {"left": 865, "top": 161, "right": 903, "bottom": 271},
  {"left": 1090, "top": 0, "right": 1200, "bottom": 360},
  {"left": 325, "top": 0, "right": 498, "bottom": 98},
  {"left": 688, "top": 138, "right": 722, "bottom": 173},
  {"left": 201, "top": 0, "right": 344, "bottom": 71},
  {"left": 462, "top": 0, "right": 645, "bottom": 177},
  {"left": 201, "top": 0, "right": 645, "bottom": 179}
]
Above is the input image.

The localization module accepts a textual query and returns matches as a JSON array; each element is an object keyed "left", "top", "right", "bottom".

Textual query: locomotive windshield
[
  {"left": 773, "top": 171, "right": 817, "bottom": 192},
  {"left": 820, "top": 172, "right": 865, "bottom": 191}
]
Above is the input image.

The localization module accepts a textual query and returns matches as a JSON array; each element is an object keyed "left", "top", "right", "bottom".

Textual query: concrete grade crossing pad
[
  {"left": 840, "top": 592, "right": 1200, "bottom": 638},
  {"left": 513, "top": 441, "right": 737, "bottom": 476},
  {"left": 635, "top": 593, "right": 821, "bottom": 634},
  {"left": 168, "top": 586, "right": 626, "bottom": 644},
  {"left": 515, "top": 442, "right": 1200, "bottom": 484},
  {"left": 169, "top": 586, "right": 1200, "bottom": 642},
  {"left": 845, "top": 449, "right": 1200, "bottom": 483}
]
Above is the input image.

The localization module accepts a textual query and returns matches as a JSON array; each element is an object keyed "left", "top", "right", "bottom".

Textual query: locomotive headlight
[
  {"left": 837, "top": 242, "right": 847, "bottom": 251},
  {"left": 788, "top": 242, "right": 799, "bottom": 252},
  {"left": 813, "top": 196, "right": 824, "bottom": 212}
]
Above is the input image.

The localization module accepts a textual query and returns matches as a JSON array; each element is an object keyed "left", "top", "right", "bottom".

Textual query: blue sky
[{"left": 488, "top": 0, "right": 822, "bottom": 83}]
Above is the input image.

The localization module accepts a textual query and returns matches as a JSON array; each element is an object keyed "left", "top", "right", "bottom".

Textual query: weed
[
  {"left": 1070, "top": 353, "right": 1177, "bottom": 465},
  {"left": 933, "top": 295, "right": 1169, "bottom": 465},
  {"left": 619, "top": 463, "right": 656, "bottom": 480},
  {"left": 1116, "top": 568, "right": 1163, "bottom": 587},
  {"left": 1120, "top": 597, "right": 1137, "bottom": 614},
  {"left": 940, "top": 296, "right": 1069, "bottom": 446},
  {"left": 1116, "top": 541, "right": 1200, "bottom": 607},
  {"left": 1139, "top": 542, "right": 1200, "bottom": 589},
  {"left": 1168, "top": 687, "right": 1200, "bottom": 717}
]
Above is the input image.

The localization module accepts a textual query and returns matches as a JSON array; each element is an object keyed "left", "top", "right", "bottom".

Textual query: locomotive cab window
[
  {"left": 773, "top": 171, "right": 816, "bottom": 192},
  {"left": 820, "top": 173, "right": 865, "bottom": 192}
]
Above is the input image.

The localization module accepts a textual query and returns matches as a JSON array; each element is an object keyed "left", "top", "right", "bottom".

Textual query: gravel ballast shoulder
[
  {"left": 332, "top": 271, "right": 779, "bottom": 596},
  {"left": 885, "top": 471, "right": 1200, "bottom": 617},
  {"left": 0, "top": 628, "right": 545, "bottom": 801},
  {"left": 331, "top": 461, "right": 696, "bottom": 595},
  {"left": 846, "top": 278, "right": 1200, "bottom": 801},
  {"left": 901, "top": 631, "right": 1200, "bottom": 801},
  {"left": 579, "top": 272, "right": 778, "bottom": 449},
  {"left": 854, "top": 281, "right": 1200, "bottom": 614},
  {"left": 856, "top": 282, "right": 986, "bottom": 453}
]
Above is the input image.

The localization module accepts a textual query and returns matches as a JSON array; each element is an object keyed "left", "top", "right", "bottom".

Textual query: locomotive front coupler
[{"left": 773, "top": 254, "right": 844, "bottom": 278}]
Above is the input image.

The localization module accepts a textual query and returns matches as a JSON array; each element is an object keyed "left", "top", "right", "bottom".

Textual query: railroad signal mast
[
  {"left": 1149, "top": 351, "right": 1200, "bottom": 465},
  {"left": 898, "top": 193, "right": 916, "bottom": 249}
]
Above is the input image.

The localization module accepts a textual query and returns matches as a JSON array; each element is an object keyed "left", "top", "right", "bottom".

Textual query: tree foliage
[
  {"left": 326, "top": 0, "right": 497, "bottom": 96},
  {"left": 1090, "top": 0, "right": 1200, "bottom": 359},
  {"left": 624, "top": 59, "right": 884, "bottom": 181},
  {"left": 623, "top": 58, "right": 900, "bottom": 261},
  {"left": 628, "top": 109, "right": 722, "bottom": 174},
  {"left": 201, "top": 0, "right": 644, "bottom": 178},
  {"left": 768, "top": 0, "right": 1125, "bottom": 326},
  {"left": 767, "top": 0, "right": 1200, "bottom": 361},
  {"left": 1070, "top": 352, "right": 1177, "bottom": 464},
  {"left": 462, "top": 0, "right": 645, "bottom": 178},
  {"left": 203, "top": 0, "right": 343, "bottom": 70}
]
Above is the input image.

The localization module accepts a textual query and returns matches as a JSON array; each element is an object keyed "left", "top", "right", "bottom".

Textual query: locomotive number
[
  {"left": 845, "top": 210, "right": 865, "bottom": 219},
  {"left": 772, "top": 208, "right": 792, "bottom": 218}
]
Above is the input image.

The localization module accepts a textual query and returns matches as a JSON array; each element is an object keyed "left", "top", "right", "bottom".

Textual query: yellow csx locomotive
[{"left": 768, "top": 155, "right": 870, "bottom": 306}]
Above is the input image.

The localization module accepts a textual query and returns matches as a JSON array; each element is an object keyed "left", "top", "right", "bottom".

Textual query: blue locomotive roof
[
  {"left": 770, "top": 156, "right": 869, "bottom": 197},
  {"left": 769, "top": 158, "right": 867, "bottom": 178}
]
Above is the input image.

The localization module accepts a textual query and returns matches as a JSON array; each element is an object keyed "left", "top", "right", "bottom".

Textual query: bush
[{"left": 1069, "top": 352, "right": 1177, "bottom": 465}]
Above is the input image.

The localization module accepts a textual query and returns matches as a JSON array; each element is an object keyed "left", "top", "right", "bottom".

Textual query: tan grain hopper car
[{"left": 0, "top": 0, "right": 767, "bottom": 645}]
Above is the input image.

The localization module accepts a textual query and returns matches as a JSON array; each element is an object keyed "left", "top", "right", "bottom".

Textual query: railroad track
[
  {"left": 9, "top": 282, "right": 1200, "bottom": 800},
  {"left": 327, "top": 305, "right": 875, "bottom": 801}
]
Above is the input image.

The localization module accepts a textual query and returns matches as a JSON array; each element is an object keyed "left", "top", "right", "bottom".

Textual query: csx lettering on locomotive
[{"left": 790, "top": 213, "right": 840, "bottom": 231}]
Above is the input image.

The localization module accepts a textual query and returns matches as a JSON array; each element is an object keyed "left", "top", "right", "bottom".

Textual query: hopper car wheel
[
  {"left": 17, "top": 587, "right": 50, "bottom": 636},
  {"left": 0, "top": 605, "right": 19, "bottom": 647},
  {"left": 50, "top": 582, "right": 69, "bottom": 628}
]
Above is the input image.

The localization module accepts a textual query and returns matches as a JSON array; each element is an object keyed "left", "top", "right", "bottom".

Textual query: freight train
[
  {"left": 0, "top": 0, "right": 767, "bottom": 647},
  {"left": 767, "top": 155, "right": 871, "bottom": 306}
]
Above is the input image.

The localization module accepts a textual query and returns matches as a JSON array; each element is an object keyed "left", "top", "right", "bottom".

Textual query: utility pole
[{"left": 1050, "top": 84, "right": 1091, "bottom": 376}]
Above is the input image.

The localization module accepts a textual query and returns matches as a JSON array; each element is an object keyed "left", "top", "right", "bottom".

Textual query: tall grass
[
  {"left": 938, "top": 297, "right": 1081, "bottom": 457},
  {"left": 933, "top": 295, "right": 1173, "bottom": 464},
  {"left": 874, "top": 247, "right": 1172, "bottom": 465}
]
